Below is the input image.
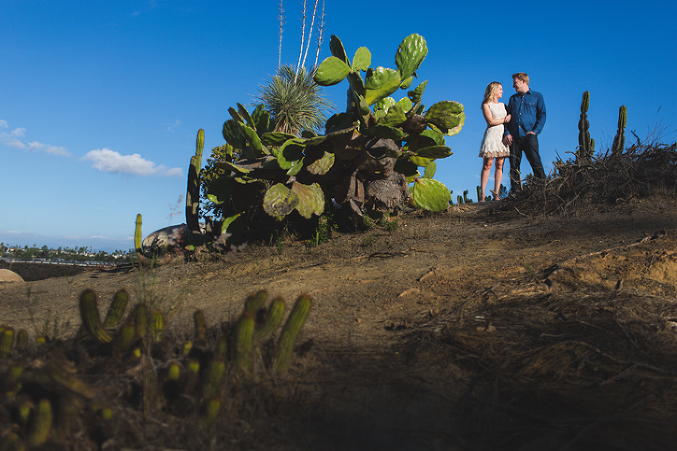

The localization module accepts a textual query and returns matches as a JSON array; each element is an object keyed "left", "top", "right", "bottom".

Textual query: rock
[
  {"left": 142, "top": 224, "right": 190, "bottom": 257},
  {"left": 0, "top": 269, "right": 24, "bottom": 284},
  {"left": 142, "top": 223, "right": 209, "bottom": 257}
]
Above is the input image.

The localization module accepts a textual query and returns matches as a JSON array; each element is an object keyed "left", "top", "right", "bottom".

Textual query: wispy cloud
[
  {"left": 0, "top": 120, "right": 71, "bottom": 157},
  {"left": 82, "top": 148, "right": 183, "bottom": 177},
  {"left": 167, "top": 119, "right": 181, "bottom": 132}
]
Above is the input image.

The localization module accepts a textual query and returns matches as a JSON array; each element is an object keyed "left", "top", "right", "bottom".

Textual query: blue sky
[{"left": 2, "top": 0, "right": 675, "bottom": 253}]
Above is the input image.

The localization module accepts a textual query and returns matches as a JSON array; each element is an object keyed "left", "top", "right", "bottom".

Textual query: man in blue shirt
[{"left": 503, "top": 72, "right": 546, "bottom": 194}]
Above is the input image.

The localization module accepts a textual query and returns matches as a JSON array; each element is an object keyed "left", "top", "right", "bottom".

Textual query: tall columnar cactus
[
  {"left": 79, "top": 290, "right": 112, "bottom": 344},
  {"left": 254, "top": 297, "right": 286, "bottom": 341},
  {"left": 134, "top": 214, "right": 143, "bottom": 257},
  {"left": 45, "top": 360, "right": 96, "bottom": 399},
  {"left": 274, "top": 294, "right": 312, "bottom": 373},
  {"left": 103, "top": 289, "right": 129, "bottom": 329},
  {"left": 201, "top": 356, "right": 225, "bottom": 399},
  {"left": 133, "top": 303, "right": 149, "bottom": 342},
  {"left": 193, "top": 310, "right": 207, "bottom": 343},
  {"left": 578, "top": 91, "right": 593, "bottom": 163},
  {"left": 186, "top": 129, "right": 205, "bottom": 236},
  {"left": 151, "top": 310, "right": 164, "bottom": 342},
  {"left": 235, "top": 312, "right": 255, "bottom": 373},
  {"left": 28, "top": 399, "right": 53, "bottom": 446},
  {"left": 612, "top": 105, "right": 627, "bottom": 154},
  {"left": 0, "top": 327, "right": 14, "bottom": 358}
]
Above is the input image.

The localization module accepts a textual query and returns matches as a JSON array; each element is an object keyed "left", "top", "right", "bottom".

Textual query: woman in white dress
[{"left": 478, "top": 82, "right": 511, "bottom": 201}]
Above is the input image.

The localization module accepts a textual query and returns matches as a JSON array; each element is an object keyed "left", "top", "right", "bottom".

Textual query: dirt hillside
[{"left": 1, "top": 198, "right": 677, "bottom": 450}]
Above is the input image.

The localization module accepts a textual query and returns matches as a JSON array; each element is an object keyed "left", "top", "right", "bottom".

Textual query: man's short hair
[{"left": 512, "top": 72, "right": 529, "bottom": 85}]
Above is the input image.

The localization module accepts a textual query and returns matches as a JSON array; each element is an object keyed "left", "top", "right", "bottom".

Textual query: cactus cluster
[
  {"left": 0, "top": 289, "right": 312, "bottom": 449},
  {"left": 201, "top": 34, "right": 463, "bottom": 236}
]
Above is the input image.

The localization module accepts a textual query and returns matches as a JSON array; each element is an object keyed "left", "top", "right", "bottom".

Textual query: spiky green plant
[
  {"left": 103, "top": 289, "right": 129, "bottom": 329},
  {"left": 612, "top": 105, "right": 627, "bottom": 154},
  {"left": 79, "top": 290, "right": 112, "bottom": 344},
  {"left": 256, "top": 65, "right": 332, "bottom": 135},
  {"left": 27, "top": 399, "right": 53, "bottom": 446},
  {"left": 274, "top": 294, "right": 312, "bottom": 373}
]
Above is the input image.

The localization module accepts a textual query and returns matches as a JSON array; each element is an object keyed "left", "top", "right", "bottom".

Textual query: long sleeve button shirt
[{"left": 504, "top": 90, "right": 546, "bottom": 139}]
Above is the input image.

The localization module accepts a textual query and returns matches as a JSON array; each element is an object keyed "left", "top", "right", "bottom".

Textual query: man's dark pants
[{"left": 509, "top": 134, "right": 545, "bottom": 193}]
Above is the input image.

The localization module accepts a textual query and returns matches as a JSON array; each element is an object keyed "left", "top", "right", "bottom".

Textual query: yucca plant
[{"left": 256, "top": 65, "right": 332, "bottom": 135}]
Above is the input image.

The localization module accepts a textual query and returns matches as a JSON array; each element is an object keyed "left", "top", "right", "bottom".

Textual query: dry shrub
[{"left": 508, "top": 142, "right": 677, "bottom": 215}]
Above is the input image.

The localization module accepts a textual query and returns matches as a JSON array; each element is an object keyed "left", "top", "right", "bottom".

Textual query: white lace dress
[{"left": 479, "top": 103, "right": 510, "bottom": 158}]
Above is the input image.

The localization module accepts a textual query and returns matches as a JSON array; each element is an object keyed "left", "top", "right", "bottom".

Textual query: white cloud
[
  {"left": 167, "top": 119, "right": 181, "bottom": 132},
  {"left": 0, "top": 120, "right": 70, "bottom": 156},
  {"left": 82, "top": 148, "right": 183, "bottom": 177}
]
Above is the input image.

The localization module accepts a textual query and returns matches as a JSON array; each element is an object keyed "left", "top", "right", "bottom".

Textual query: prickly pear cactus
[{"left": 201, "top": 34, "right": 464, "bottom": 237}]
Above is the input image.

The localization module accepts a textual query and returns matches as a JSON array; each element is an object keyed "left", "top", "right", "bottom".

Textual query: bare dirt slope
[{"left": 2, "top": 198, "right": 677, "bottom": 450}]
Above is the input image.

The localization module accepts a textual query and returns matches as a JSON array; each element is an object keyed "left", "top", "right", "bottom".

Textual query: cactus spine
[
  {"left": 103, "top": 289, "right": 129, "bottom": 329},
  {"left": 186, "top": 129, "right": 204, "bottom": 236},
  {"left": 79, "top": 290, "right": 113, "bottom": 344},
  {"left": 27, "top": 399, "right": 53, "bottom": 446},
  {"left": 612, "top": 105, "right": 627, "bottom": 154},
  {"left": 275, "top": 294, "right": 312, "bottom": 373},
  {"left": 578, "top": 91, "right": 592, "bottom": 163}
]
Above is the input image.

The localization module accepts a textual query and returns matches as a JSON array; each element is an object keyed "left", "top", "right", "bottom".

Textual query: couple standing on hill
[{"left": 478, "top": 72, "right": 546, "bottom": 201}]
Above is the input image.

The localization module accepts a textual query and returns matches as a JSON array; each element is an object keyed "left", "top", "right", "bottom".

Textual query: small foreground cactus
[{"left": 275, "top": 294, "right": 312, "bottom": 373}]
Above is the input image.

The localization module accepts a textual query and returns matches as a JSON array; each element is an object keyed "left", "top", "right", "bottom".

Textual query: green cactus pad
[
  {"left": 408, "top": 80, "right": 428, "bottom": 104},
  {"left": 352, "top": 47, "right": 371, "bottom": 72},
  {"left": 416, "top": 145, "right": 452, "bottom": 159},
  {"left": 222, "top": 119, "right": 246, "bottom": 149},
  {"left": 365, "top": 67, "right": 401, "bottom": 105},
  {"left": 306, "top": 150, "right": 335, "bottom": 176},
  {"left": 277, "top": 140, "right": 305, "bottom": 170},
  {"left": 362, "top": 125, "right": 406, "bottom": 141},
  {"left": 251, "top": 104, "right": 272, "bottom": 133},
  {"left": 261, "top": 132, "right": 299, "bottom": 146},
  {"left": 425, "top": 101, "right": 465, "bottom": 135},
  {"left": 396, "top": 34, "right": 428, "bottom": 81},
  {"left": 228, "top": 107, "right": 245, "bottom": 124},
  {"left": 423, "top": 161, "right": 437, "bottom": 179},
  {"left": 263, "top": 183, "right": 300, "bottom": 220},
  {"left": 411, "top": 177, "right": 451, "bottom": 212},
  {"left": 241, "top": 125, "right": 263, "bottom": 155},
  {"left": 378, "top": 104, "right": 407, "bottom": 128},
  {"left": 400, "top": 75, "right": 414, "bottom": 90},
  {"left": 291, "top": 182, "right": 325, "bottom": 219},
  {"left": 315, "top": 56, "right": 351, "bottom": 86},
  {"left": 237, "top": 103, "right": 255, "bottom": 128},
  {"left": 213, "top": 160, "right": 251, "bottom": 174},
  {"left": 329, "top": 35, "right": 350, "bottom": 65}
]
